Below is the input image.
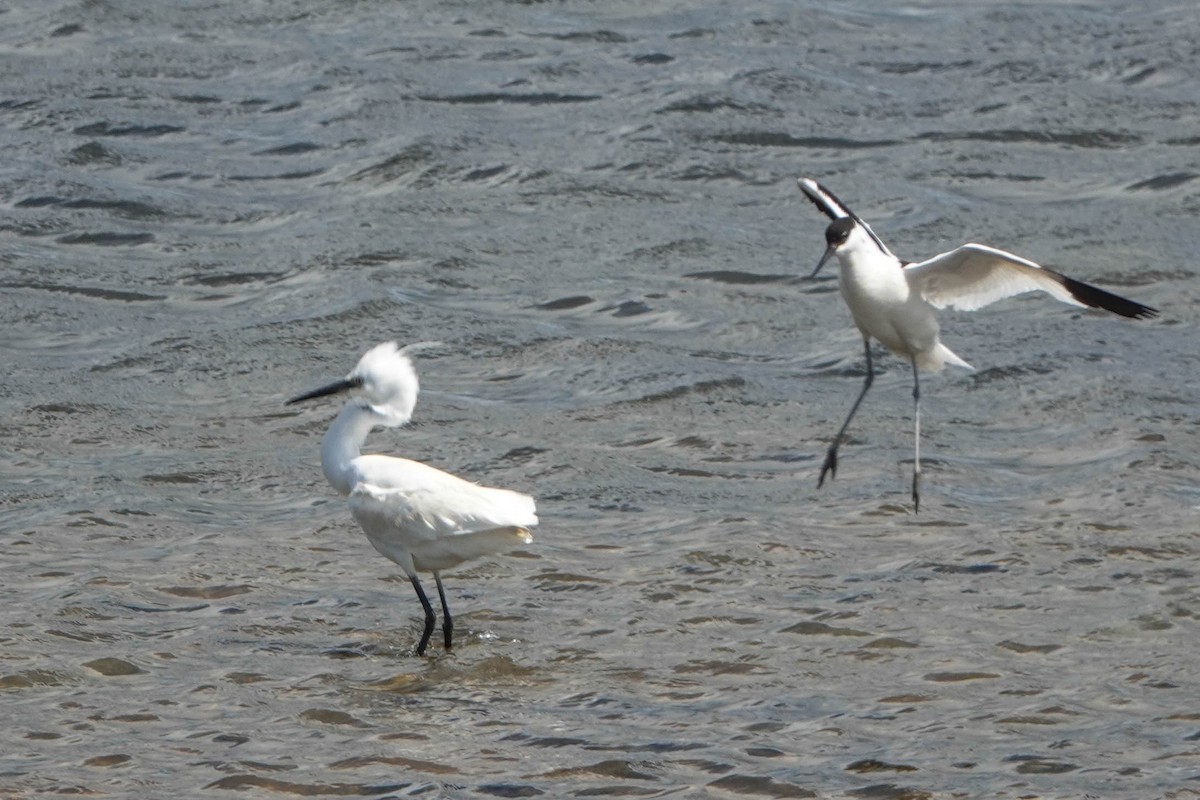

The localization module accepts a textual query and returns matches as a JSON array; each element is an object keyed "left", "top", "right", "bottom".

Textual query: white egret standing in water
[{"left": 288, "top": 341, "right": 537, "bottom": 656}]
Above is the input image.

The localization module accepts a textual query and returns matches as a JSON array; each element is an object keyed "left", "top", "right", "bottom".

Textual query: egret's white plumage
[
  {"left": 797, "top": 177, "right": 1157, "bottom": 510},
  {"left": 288, "top": 341, "right": 536, "bottom": 655}
]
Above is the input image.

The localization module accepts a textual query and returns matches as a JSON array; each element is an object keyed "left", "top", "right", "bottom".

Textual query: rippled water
[{"left": 2, "top": 1, "right": 1198, "bottom": 797}]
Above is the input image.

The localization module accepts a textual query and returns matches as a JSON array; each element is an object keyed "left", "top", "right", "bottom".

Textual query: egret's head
[
  {"left": 348, "top": 342, "right": 419, "bottom": 423},
  {"left": 287, "top": 341, "right": 419, "bottom": 426}
]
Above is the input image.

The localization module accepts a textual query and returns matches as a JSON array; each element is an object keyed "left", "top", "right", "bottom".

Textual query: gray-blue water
[{"left": 2, "top": 1, "right": 1198, "bottom": 796}]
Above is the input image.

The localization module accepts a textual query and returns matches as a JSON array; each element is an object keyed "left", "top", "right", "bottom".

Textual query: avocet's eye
[{"left": 825, "top": 217, "right": 854, "bottom": 246}]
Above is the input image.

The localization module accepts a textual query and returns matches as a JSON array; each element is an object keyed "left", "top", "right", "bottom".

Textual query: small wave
[
  {"left": 1, "top": 667, "right": 75, "bottom": 690},
  {"left": 346, "top": 144, "right": 435, "bottom": 183},
  {"left": 227, "top": 168, "right": 326, "bottom": 181},
  {"left": 627, "top": 376, "right": 747, "bottom": 406},
  {"left": 531, "top": 29, "right": 630, "bottom": 43},
  {"left": 419, "top": 92, "right": 601, "bottom": 105},
  {"left": 0, "top": 98, "right": 39, "bottom": 111},
  {"left": 1126, "top": 172, "right": 1198, "bottom": 192},
  {"left": 56, "top": 231, "right": 154, "bottom": 246},
  {"left": 67, "top": 141, "right": 122, "bottom": 166},
  {"left": 683, "top": 270, "right": 791, "bottom": 285},
  {"left": 628, "top": 237, "right": 709, "bottom": 262},
  {"left": 706, "top": 774, "right": 815, "bottom": 797},
  {"left": 254, "top": 141, "right": 323, "bottom": 156},
  {"left": 184, "top": 271, "right": 284, "bottom": 287},
  {"left": 669, "top": 165, "right": 767, "bottom": 183},
  {"left": 657, "top": 95, "right": 765, "bottom": 114},
  {"left": 600, "top": 300, "right": 652, "bottom": 318},
  {"left": 923, "top": 169, "right": 1043, "bottom": 183},
  {"left": 17, "top": 196, "right": 165, "bottom": 219},
  {"left": 711, "top": 132, "right": 900, "bottom": 149},
  {"left": 462, "top": 163, "right": 511, "bottom": 182},
  {"left": 329, "top": 754, "right": 457, "bottom": 775},
  {"left": 172, "top": 94, "right": 221, "bottom": 104},
  {"left": 1008, "top": 757, "right": 1080, "bottom": 775},
  {"left": 1121, "top": 66, "right": 1158, "bottom": 85},
  {"left": 73, "top": 121, "right": 185, "bottom": 137},
  {"left": 157, "top": 584, "right": 254, "bottom": 599},
  {"left": 536, "top": 295, "right": 593, "bottom": 311},
  {"left": 477, "top": 782, "right": 547, "bottom": 797},
  {"left": 204, "top": 775, "right": 413, "bottom": 795},
  {"left": 917, "top": 129, "right": 1141, "bottom": 148},
  {"left": 868, "top": 60, "right": 976, "bottom": 75}
]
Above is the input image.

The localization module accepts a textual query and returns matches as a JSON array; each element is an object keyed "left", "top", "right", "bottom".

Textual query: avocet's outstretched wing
[{"left": 904, "top": 243, "right": 1158, "bottom": 319}]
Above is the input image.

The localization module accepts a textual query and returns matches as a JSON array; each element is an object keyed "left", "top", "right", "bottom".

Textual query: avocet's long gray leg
[
  {"left": 819, "top": 337, "right": 874, "bottom": 488},
  {"left": 911, "top": 358, "right": 921, "bottom": 513}
]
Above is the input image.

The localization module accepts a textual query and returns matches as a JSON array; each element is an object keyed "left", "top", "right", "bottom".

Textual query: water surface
[{"left": 2, "top": 1, "right": 1198, "bottom": 797}]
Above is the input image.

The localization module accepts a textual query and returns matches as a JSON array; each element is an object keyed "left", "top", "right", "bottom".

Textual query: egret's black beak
[
  {"left": 287, "top": 377, "right": 359, "bottom": 405},
  {"left": 808, "top": 245, "right": 835, "bottom": 280}
]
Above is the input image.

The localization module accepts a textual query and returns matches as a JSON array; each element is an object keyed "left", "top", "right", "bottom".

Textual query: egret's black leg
[
  {"left": 820, "top": 337, "right": 874, "bottom": 488},
  {"left": 409, "top": 574, "right": 436, "bottom": 656},
  {"left": 911, "top": 358, "right": 921, "bottom": 514},
  {"left": 434, "top": 571, "right": 453, "bottom": 651}
]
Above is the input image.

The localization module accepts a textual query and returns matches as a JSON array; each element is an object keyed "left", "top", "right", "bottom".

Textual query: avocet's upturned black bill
[
  {"left": 288, "top": 342, "right": 538, "bottom": 656},
  {"left": 797, "top": 177, "right": 1158, "bottom": 511}
]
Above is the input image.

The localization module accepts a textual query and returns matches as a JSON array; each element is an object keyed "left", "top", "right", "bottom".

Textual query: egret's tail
[{"left": 918, "top": 343, "right": 974, "bottom": 372}]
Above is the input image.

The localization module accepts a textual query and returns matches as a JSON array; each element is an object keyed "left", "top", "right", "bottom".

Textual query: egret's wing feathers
[
  {"left": 349, "top": 453, "right": 534, "bottom": 531},
  {"left": 350, "top": 484, "right": 532, "bottom": 564},
  {"left": 905, "top": 243, "right": 1158, "bottom": 319},
  {"left": 797, "top": 177, "right": 898, "bottom": 261},
  {"left": 349, "top": 476, "right": 535, "bottom": 572},
  {"left": 350, "top": 482, "right": 536, "bottom": 538}
]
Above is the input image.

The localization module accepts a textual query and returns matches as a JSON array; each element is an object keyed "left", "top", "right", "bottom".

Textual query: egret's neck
[{"left": 319, "top": 403, "right": 381, "bottom": 496}]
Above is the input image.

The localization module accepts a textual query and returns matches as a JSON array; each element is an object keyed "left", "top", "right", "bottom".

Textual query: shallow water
[{"left": 2, "top": 1, "right": 1199, "bottom": 797}]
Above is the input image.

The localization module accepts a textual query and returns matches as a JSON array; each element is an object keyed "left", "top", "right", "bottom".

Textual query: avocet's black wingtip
[
  {"left": 796, "top": 177, "right": 851, "bottom": 221},
  {"left": 1059, "top": 274, "right": 1159, "bottom": 320}
]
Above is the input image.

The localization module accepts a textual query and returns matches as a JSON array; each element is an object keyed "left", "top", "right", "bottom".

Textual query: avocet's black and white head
[
  {"left": 797, "top": 177, "right": 899, "bottom": 279},
  {"left": 287, "top": 341, "right": 419, "bottom": 427},
  {"left": 811, "top": 217, "right": 861, "bottom": 279}
]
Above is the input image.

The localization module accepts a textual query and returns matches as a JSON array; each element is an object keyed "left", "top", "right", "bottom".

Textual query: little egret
[
  {"left": 287, "top": 341, "right": 537, "bottom": 655},
  {"left": 797, "top": 177, "right": 1158, "bottom": 511}
]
